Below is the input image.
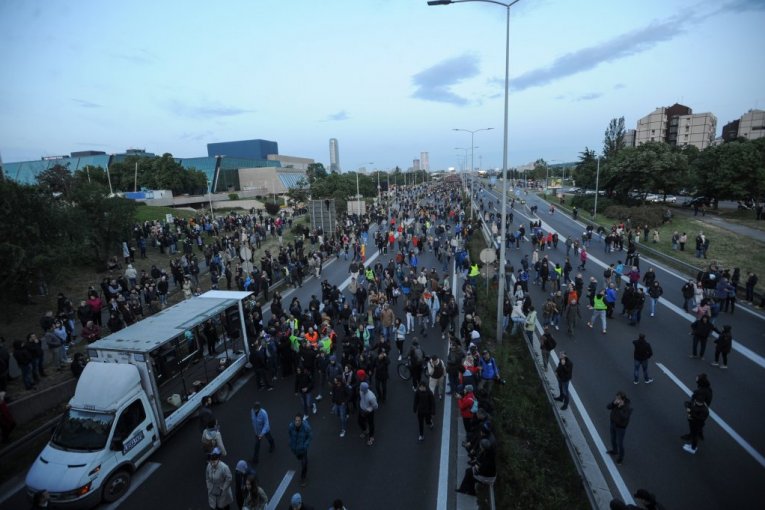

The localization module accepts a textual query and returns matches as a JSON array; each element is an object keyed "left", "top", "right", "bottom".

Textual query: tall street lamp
[
  {"left": 454, "top": 147, "right": 471, "bottom": 200},
  {"left": 593, "top": 156, "right": 601, "bottom": 219},
  {"left": 454, "top": 127, "right": 493, "bottom": 220},
  {"left": 429, "top": 0, "right": 524, "bottom": 347}
]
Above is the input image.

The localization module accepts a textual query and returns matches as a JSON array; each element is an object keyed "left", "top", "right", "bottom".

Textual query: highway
[
  {"left": 0, "top": 195, "right": 466, "bottom": 510},
  {"left": 479, "top": 181, "right": 765, "bottom": 509}
]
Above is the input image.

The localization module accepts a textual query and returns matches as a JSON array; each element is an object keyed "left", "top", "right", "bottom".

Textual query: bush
[
  {"left": 291, "top": 223, "right": 308, "bottom": 237},
  {"left": 264, "top": 201, "right": 280, "bottom": 215},
  {"left": 228, "top": 193, "right": 239, "bottom": 200},
  {"left": 602, "top": 205, "right": 664, "bottom": 227},
  {"left": 568, "top": 195, "right": 615, "bottom": 213}
]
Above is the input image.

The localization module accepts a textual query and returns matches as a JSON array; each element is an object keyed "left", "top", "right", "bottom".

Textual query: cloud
[
  {"left": 111, "top": 48, "right": 158, "bottom": 65},
  {"left": 718, "top": 0, "right": 765, "bottom": 13},
  {"left": 613, "top": 83, "right": 626, "bottom": 90},
  {"left": 575, "top": 92, "right": 603, "bottom": 101},
  {"left": 168, "top": 100, "right": 253, "bottom": 119},
  {"left": 322, "top": 110, "right": 350, "bottom": 122},
  {"left": 72, "top": 98, "right": 102, "bottom": 108},
  {"left": 509, "top": 16, "right": 689, "bottom": 92},
  {"left": 411, "top": 54, "right": 480, "bottom": 106}
]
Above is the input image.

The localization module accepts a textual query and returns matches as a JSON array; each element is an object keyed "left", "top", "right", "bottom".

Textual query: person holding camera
[
  {"left": 554, "top": 352, "right": 573, "bottom": 410},
  {"left": 606, "top": 391, "right": 632, "bottom": 465}
]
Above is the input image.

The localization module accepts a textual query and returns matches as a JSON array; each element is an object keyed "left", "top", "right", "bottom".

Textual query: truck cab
[{"left": 26, "top": 363, "right": 160, "bottom": 507}]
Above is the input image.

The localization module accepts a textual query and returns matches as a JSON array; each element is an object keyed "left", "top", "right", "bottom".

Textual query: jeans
[
  {"left": 589, "top": 310, "right": 607, "bottom": 332},
  {"left": 557, "top": 379, "right": 570, "bottom": 408},
  {"left": 525, "top": 330, "right": 534, "bottom": 344},
  {"left": 333, "top": 403, "right": 348, "bottom": 432},
  {"left": 295, "top": 452, "right": 308, "bottom": 480},
  {"left": 610, "top": 422, "right": 626, "bottom": 461},
  {"left": 300, "top": 392, "right": 313, "bottom": 416},
  {"left": 683, "top": 297, "right": 695, "bottom": 312},
  {"left": 649, "top": 297, "right": 658, "bottom": 315},
  {"left": 20, "top": 362, "right": 35, "bottom": 389},
  {"left": 417, "top": 412, "right": 433, "bottom": 436},
  {"left": 692, "top": 336, "right": 708, "bottom": 358},
  {"left": 633, "top": 359, "right": 649, "bottom": 382},
  {"left": 252, "top": 431, "right": 274, "bottom": 464}
]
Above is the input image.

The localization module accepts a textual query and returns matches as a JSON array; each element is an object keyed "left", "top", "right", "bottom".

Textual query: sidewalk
[{"left": 674, "top": 209, "right": 765, "bottom": 243}]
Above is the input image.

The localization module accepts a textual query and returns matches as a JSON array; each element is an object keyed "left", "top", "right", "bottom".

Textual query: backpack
[
  {"left": 431, "top": 361, "right": 444, "bottom": 379},
  {"left": 202, "top": 433, "right": 217, "bottom": 454},
  {"left": 470, "top": 396, "right": 479, "bottom": 414},
  {"left": 604, "top": 268, "right": 612, "bottom": 278}
]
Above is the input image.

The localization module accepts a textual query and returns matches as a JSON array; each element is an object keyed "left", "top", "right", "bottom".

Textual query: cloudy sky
[{"left": 1, "top": 0, "right": 763, "bottom": 171}]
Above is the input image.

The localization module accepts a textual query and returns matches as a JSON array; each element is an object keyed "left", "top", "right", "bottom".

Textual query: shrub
[
  {"left": 602, "top": 205, "right": 664, "bottom": 227},
  {"left": 568, "top": 195, "right": 615, "bottom": 213},
  {"left": 291, "top": 223, "right": 308, "bottom": 237},
  {"left": 264, "top": 201, "right": 280, "bottom": 216},
  {"left": 228, "top": 193, "right": 239, "bottom": 200}
]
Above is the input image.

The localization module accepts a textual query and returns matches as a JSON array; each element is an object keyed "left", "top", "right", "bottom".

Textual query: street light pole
[
  {"left": 593, "top": 156, "right": 601, "bottom": 219},
  {"left": 454, "top": 128, "right": 492, "bottom": 220},
  {"left": 430, "top": 0, "right": 523, "bottom": 346}
]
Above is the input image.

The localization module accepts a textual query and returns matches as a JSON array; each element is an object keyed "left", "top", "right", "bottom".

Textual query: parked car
[
  {"left": 565, "top": 187, "right": 581, "bottom": 194},
  {"left": 682, "top": 196, "right": 712, "bottom": 208}
]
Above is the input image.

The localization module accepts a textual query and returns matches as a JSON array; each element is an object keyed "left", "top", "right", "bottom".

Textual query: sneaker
[
  {"left": 689, "top": 354, "right": 697, "bottom": 358},
  {"left": 555, "top": 326, "right": 559, "bottom": 330},
  {"left": 711, "top": 362, "right": 719, "bottom": 366},
  {"left": 633, "top": 380, "right": 639, "bottom": 385},
  {"left": 602, "top": 330, "right": 607, "bottom": 334},
  {"left": 418, "top": 435, "right": 424, "bottom": 441},
  {"left": 645, "top": 378, "right": 654, "bottom": 384},
  {"left": 267, "top": 386, "right": 275, "bottom": 391},
  {"left": 682, "top": 444, "right": 697, "bottom": 454},
  {"left": 312, "top": 403, "right": 317, "bottom": 414},
  {"left": 650, "top": 313, "right": 654, "bottom": 317},
  {"left": 367, "top": 437, "right": 375, "bottom": 446},
  {"left": 315, "top": 394, "right": 323, "bottom": 401},
  {"left": 398, "top": 355, "right": 402, "bottom": 361},
  {"left": 587, "top": 323, "right": 593, "bottom": 328},
  {"left": 340, "top": 430, "right": 346, "bottom": 438}
]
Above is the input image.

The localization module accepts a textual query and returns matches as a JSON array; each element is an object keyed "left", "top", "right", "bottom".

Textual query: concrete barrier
[{"left": 7, "top": 378, "right": 77, "bottom": 427}]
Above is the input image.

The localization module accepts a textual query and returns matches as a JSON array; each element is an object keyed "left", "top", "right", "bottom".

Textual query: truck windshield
[{"left": 52, "top": 409, "right": 115, "bottom": 451}]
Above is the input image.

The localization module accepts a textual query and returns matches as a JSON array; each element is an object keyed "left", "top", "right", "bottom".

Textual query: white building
[
  {"left": 738, "top": 109, "right": 765, "bottom": 140},
  {"left": 329, "top": 138, "right": 340, "bottom": 173},
  {"left": 420, "top": 152, "right": 429, "bottom": 171},
  {"left": 635, "top": 103, "right": 717, "bottom": 150}
]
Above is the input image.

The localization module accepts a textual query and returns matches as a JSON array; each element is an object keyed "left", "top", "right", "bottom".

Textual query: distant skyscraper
[
  {"left": 413, "top": 159, "right": 420, "bottom": 171},
  {"left": 420, "top": 152, "right": 429, "bottom": 171},
  {"left": 329, "top": 138, "right": 340, "bottom": 173}
]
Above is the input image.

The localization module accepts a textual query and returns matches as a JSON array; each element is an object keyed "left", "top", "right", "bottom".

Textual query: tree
[
  {"left": 572, "top": 147, "right": 598, "bottom": 189},
  {"left": 73, "top": 165, "right": 110, "bottom": 188},
  {"left": 306, "top": 163, "right": 327, "bottom": 184},
  {"left": 36, "top": 164, "right": 75, "bottom": 200},
  {"left": 286, "top": 177, "right": 309, "bottom": 203},
  {"left": 605, "top": 142, "right": 686, "bottom": 200},
  {"left": 603, "top": 117, "right": 626, "bottom": 160},
  {"left": 692, "top": 140, "right": 765, "bottom": 204},
  {"left": 532, "top": 158, "right": 548, "bottom": 181}
]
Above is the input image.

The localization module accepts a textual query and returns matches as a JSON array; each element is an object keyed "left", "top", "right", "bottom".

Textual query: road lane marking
[
  {"left": 0, "top": 477, "right": 26, "bottom": 505},
  {"left": 656, "top": 363, "right": 765, "bottom": 468},
  {"left": 101, "top": 461, "right": 161, "bottom": 510},
  {"left": 437, "top": 262, "right": 457, "bottom": 510},
  {"left": 265, "top": 470, "right": 295, "bottom": 510}
]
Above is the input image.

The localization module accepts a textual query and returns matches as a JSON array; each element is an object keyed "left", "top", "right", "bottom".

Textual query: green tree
[
  {"left": 572, "top": 147, "right": 598, "bottom": 189},
  {"left": 73, "top": 165, "right": 110, "bottom": 188},
  {"left": 35, "top": 164, "right": 75, "bottom": 199},
  {"left": 603, "top": 117, "right": 626, "bottom": 160},
  {"left": 286, "top": 177, "right": 309, "bottom": 203},
  {"left": 692, "top": 140, "right": 765, "bottom": 204},
  {"left": 306, "top": 163, "right": 328, "bottom": 184},
  {"left": 606, "top": 142, "right": 687, "bottom": 201},
  {"left": 532, "top": 158, "right": 547, "bottom": 182}
]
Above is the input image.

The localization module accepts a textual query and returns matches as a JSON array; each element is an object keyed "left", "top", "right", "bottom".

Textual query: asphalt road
[
  {"left": 479, "top": 183, "right": 765, "bottom": 509},
  {"left": 0, "top": 197, "right": 465, "bottom": 510}
]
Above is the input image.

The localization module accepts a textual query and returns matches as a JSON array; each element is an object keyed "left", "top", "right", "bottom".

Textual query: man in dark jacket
[
  {"left": 554, "top": 352, "right": 573, "bottom": 410},
  {"left": 712, "top": 325, "right": 733, "bottom": 369},
  {"left": 606, "top": 391, "right": 632, "bottom": 464},
  {"left": 413, "top": 381, "right": 436, "bottom": 441},
  {"left": 632, "top": 334, "right": 654, "bottom": 384},
  {"left": 288, "top": 415, "right": 312, "bottom": 486},
  {"left": 690, "top": 316, "right": 718, "bottom": 360}
]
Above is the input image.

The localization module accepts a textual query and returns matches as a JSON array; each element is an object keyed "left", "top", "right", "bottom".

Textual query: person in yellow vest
[
  {"left": 365, "top": 267, "right": 375, "bottom": 283},
  {"left": 469, "top": 263, "right": 480, "bottom": 286},
  {"left": 587, "top": 290, "right": 608, "bottom": 334}
]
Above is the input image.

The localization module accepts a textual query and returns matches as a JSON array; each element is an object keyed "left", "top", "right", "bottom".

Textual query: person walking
[
  {"left": 294, "top": 366, "right": 315, "bottom": 420},
  {"left": 524, "top": 305, "right": 537, "bottom": 344},
  {"left": 413, "top": 381, "right": 436, "bottom": 441},
  {"left": 330, "top": 376, "right": 350, "bottom": 437},
  {"left": 539, "top": 327, "right": 557, "bottom": 371},
  {"left": 683, "top": 393, "right": 710, "bottom": 454},
  {"left": 205, "top": 448, "right": 234, "bottom": 510},
  {"left": 689, "top": 315, "right": 718, "bottom": 360},
  {"left": 477, "top": 350, "right": 500, "bottom": 394},
  {"left": 426, "top": 354, "right": 446, "bottom": 399},
  {"left": 202, "top": 420, "right": 227, "bottom": 458},
  {"left": 632, "top": 334, "right": 654, "bottom": 384},
  {"left": 240, "top": 474, "right": 268, "bottom": 510},
  {"left": 712, "top": 325, "right": 733, "bottom": 369},
  {"left": 587, "top": 290, "right": 608, "bottom": 334},
  {"left": 446, "top": 340, "right": 465, "bottom": 396},
  {"left": 564, "top": 298, "right": 581, "bottom": 337},
  {"left": 647, "top": 281, "right": 663, "bottom": 317},
  {"left": 288, "top": 414, "right": 312, "bottom": 486},
  {"left": 250, "top": 402, "right": 275, "bottom": 465},
  {"left": 605, "top": 391, "right": 632, "bottom": 465},
  {"left": 358, "top": 381, "right": 379, "bottom": 446},
  {"left": 554, "top": 352, "right": 573, "bottom": 411}
]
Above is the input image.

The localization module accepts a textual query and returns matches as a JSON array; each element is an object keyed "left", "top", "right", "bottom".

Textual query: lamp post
[
  {"left": 106, "top": 155, "right": 114, "bottom": 195},
  {"left": 454, "top": 147, "right": 474, "bottom": 215},
  {"left": 430, "top": 0, "right": 523, "bottom": 348},
  {"left": 593, "top": 156, "right": 601, "bottom": 220},
  {"left": 454, "top": 128, "right": 492, "bottom": 219},
  {"left": 207, "top": 179, "right": 214, "bottom": 219}
]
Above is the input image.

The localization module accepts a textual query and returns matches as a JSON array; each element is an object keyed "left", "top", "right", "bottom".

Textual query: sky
[{"left": 1, "top": 0, "right": 764, "bottom": 172}]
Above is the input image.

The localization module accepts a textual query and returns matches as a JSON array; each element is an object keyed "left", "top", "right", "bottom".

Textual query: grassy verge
[
  {"left": 467, "top": 233, "right": 589, "bottom": 509},
  {"left": 717, "top": 209, "right": 765, "bottom": 232},
  {"left": 550, "top": 194, "right": 765, "bottom": 279},
  {"left": 133, "top": 204, "right": 189, "bottom": 222}
]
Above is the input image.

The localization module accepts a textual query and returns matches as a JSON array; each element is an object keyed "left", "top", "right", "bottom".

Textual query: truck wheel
[
  {"left": 215, "top": 382, "right": 232, "bottom": 401},
  {"left": 102, "top": 469, "right": 131, "bottom": 503}
]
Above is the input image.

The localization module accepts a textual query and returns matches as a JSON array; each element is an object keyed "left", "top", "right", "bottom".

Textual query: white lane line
[
  {"left": 494, "top": 193, "right": 765, "bottom": 370},
  {"left": 656, "top": 363, "right": 765, "bottom": 469},
  {"left": 101, "top": 461, "right": 161, "bottom": 510},
  {"left": 546, "top": 348, "right": 636, "bottom": 505},
  {"left": 265, "top": 470, "right": 296, "bottom": 510},
  {"left": 437, "top": 262, "right": 458, "bottom": 510},
  {"left": 0, "top": 477, "right": 26, "bottom": 505}
]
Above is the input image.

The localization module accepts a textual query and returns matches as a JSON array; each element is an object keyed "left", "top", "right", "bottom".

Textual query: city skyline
[{"left": 1, "top": 0, "right": 763, "bottom": 171}]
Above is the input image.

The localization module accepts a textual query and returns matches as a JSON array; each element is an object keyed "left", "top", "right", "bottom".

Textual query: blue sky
[{"left": 1, "top": 0, "right": 764, "bottom": 171}]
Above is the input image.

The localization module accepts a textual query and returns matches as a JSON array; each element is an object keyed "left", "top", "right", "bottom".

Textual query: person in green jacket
[{"left": 588, "top": 291, "right": 608, "bottom": 334}]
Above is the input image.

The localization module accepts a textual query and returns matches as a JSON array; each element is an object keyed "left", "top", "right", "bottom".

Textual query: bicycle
[{"left": 397, "top": 358, "right": 411, "bottom": 380}]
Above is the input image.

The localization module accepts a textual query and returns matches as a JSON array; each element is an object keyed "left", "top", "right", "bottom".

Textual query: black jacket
[
  {"left": 633, "top": 338, "right": 653, "bottom": 361},
  {"left": 413, "top": 388, "right": 436, "bottom": 415},
  {"left": 607, "top": 399, "right": 632, "bottom": 428},
  {"left": 555, "top": 359, "right": 573, "bottom": 382}
]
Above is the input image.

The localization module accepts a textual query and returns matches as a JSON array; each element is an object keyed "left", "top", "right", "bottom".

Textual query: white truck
[{"left": 25, "top": 290, "right": 254, "bottom": 508}]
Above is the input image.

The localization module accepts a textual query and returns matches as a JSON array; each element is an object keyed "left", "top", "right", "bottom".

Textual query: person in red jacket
[{"left": 457, "top": 385, "right": 476, "bottom": 434}]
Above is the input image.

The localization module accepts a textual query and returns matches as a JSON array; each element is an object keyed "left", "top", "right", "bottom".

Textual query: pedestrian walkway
[{"left": 677, "top": 210, "right": 765, "bottom": 244}]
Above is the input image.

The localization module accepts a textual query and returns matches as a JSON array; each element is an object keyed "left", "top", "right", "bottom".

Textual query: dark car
[{"left": 682, "top": 196, "right": 712, "bottom": 208}]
